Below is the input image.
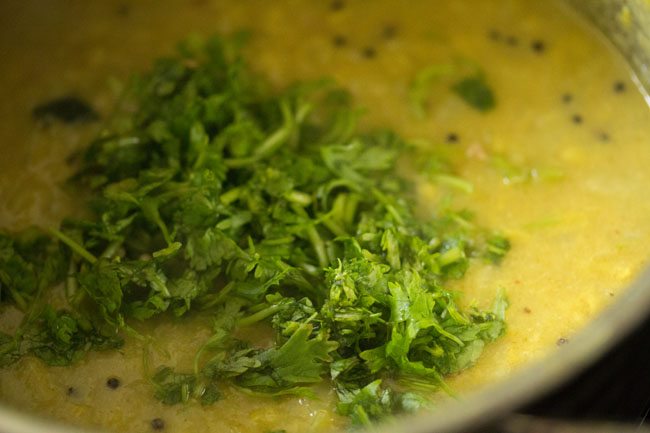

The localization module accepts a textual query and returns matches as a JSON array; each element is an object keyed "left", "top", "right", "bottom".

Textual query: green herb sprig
[{"left": 0, "top": 35, "right": 508, "bottom": 426}]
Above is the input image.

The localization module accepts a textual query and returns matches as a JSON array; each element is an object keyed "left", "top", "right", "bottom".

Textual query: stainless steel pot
[{"left": 1, "top": 1, "right": 649, "bottom": 433}]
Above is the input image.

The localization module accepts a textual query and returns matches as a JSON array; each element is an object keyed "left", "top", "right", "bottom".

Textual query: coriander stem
[
  {"left": 48, "top": 228, "right": 97, "bottom": 265},
  {"left": 238, "top": 304, "right": 283, "bottom": 327},
  {"left": 320, "top": 215, "right": 347, "bottom": 238},
  {"left": 225, "top": 99, "right": 298, "bottom": 168},
  {"left": 343, "top": 193, "right": 360, "bottom": 227},
  {"left": 307, "top": 225, "right": 328, "bottom": 268},
  {"left": 64, "top": 260, "right": 78, "bottom": 301},
  {"left": 435, "top": 174, "right": 474, "bottom": 194},
  {"left": 438, "top": 246, "right": 465, "bottom": 267},
  {"left": 8, "top": 287, "right": 27, "bottom": 311},
  {"left": 371, "top": 188, "right": 405, "bottom": 226},
  {"left": 220, "top": 187, "right": 242, "bottom": 205},
  {"left": 101, "top": 239, "right": 123, "bottom": 259},
  {"left": 200, "top": 281, "right": 235, "bottom": 310}
]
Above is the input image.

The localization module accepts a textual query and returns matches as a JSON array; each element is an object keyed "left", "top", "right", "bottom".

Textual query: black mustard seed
[
  {"left": 151, "top": 418, "right": 165, "bottom": 430},
  {"left": 361, "top": 46, "right": 376, "bottom": 59},
  {"left": 116, "top": 4, "right": 130, "bottom": 16},
  {"left": 382, "top": 25, "right": 398, "bottom": 39},
  {"left": 488, "top": 29, "right": 501, "bottom": 41},
  {"left": 330, "top": 0, "right": 345, "bottom": 11},
  {"left": 561, "top": 93, "right": 573, "bottom": 104},
  {"left": 613, "top": 81, "right": 626, "bottom": 93},
  {"left": 597, "top": 131, "right": 611, "bottom": 142},
  {"left": 531, "top": 39, "right": 546, "bottom": 53},
  {"left": 571, "top": 114, "right": 583, "bottom": 124},
  {"left": 446, "top": 133, "right": 459, "bottom": 144},
  {"left": 332, "top": 34, "right": 347, "bottom": 47},
  {"left": 106, "top": 377, "right": 120, "bottom": 389}
]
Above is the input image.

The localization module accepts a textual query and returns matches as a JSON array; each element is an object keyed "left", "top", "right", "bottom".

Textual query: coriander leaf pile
[{"left": 0, "top": 35, "right": 509, "bottom": 427}]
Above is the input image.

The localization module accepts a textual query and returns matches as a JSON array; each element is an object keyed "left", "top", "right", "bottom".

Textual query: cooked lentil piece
[{"left": 556, "top": 338, "right": 569, "bottom": 346}]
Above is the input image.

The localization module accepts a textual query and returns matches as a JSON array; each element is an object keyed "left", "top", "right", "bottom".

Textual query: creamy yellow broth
[{"left": 1, "top": 0, "right": 650, "bottom": 432}]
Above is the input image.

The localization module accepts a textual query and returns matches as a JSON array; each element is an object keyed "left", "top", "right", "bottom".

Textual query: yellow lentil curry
[{"left": 1, "top": 1, "right": 650, "bottom": 432}]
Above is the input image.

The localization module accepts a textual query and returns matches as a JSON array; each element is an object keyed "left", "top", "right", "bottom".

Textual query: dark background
[
  {"left": 470, "top": 312, "right": 650, "bottom": 433},
  {"left": 521, "top": 312, "right": 650, "bottom": 425}
]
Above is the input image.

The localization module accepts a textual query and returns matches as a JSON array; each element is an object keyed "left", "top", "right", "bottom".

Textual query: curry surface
[{"left": 1, "top": 1, "right": 650, "bottom": 432}]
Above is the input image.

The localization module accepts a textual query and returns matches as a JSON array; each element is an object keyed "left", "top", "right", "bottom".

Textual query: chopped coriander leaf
[
  {"left": 408, "top": 63, "right": 456, "bottom": 118},
  {"left": 2, "top": 306, "right": 123, "bottom": 367},
  {"left": 409, "top": 61, "right": 497, "bottom": 116},
  {"left": 0, "top": 34, "right": 509, "bottom": 426},
  {"left": 485, "top": 235, "right": 511, "bottom": 264},
  {"left": 451, "top": 76, "right": 496, "bottom": 112},
  {"left": 337, "top": 380, "right": 395, "bottom": 427},
  {"left": 152, "top": 366, "right": 221, "bottom": 406}
]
